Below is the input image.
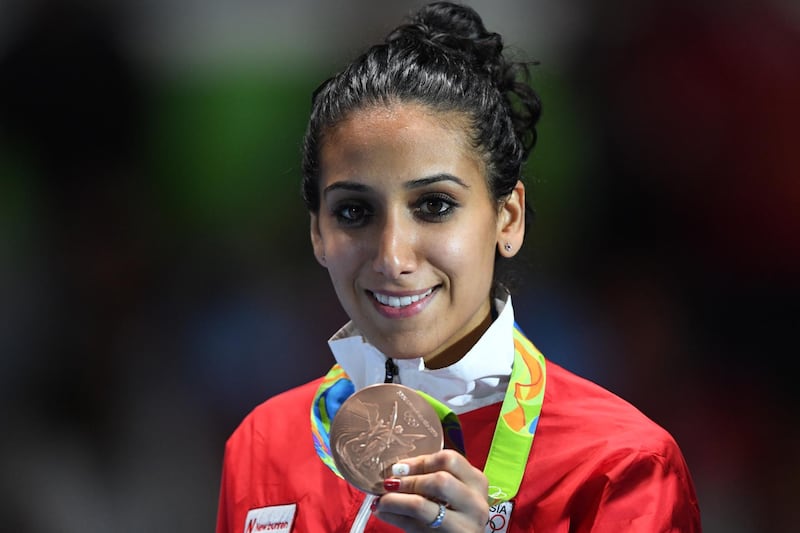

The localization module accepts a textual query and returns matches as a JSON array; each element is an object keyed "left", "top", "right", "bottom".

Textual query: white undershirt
[{"left": 328, "top": 295, "right": 516, "bottom": 415}]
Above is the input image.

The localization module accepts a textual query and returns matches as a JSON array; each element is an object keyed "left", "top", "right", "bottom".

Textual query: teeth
[{"left": 373, "top": 288, "right": 433, "bottom": 308}]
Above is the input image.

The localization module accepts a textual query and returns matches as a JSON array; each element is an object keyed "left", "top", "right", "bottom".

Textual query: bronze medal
[{"left": 329, "top": 383, "right": 443, "bottom": 494}]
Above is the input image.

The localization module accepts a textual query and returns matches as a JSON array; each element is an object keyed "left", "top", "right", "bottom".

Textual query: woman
[{"left": 216, "top": 3, "right": 701, "bottom": 532}]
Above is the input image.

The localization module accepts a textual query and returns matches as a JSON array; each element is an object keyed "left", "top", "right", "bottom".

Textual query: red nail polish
[
  {"left": 383, "top": 478, "right": 401, "bottom": 491},
  {"left": 370, "top": 497, "right": 381, "bottom": 512}
]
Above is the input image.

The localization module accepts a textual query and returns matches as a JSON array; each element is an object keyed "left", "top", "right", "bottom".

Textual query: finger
[
  {"left": 383, "top": 449, "right": 489, "bottom": 530},
  {"left": 383, "top": 470, "right": 488, "bottom": 525},
  {"left": 394, "top": 449, "right": 485, "bottom": 488},
  {"left": 386, "top": 469, "right": 460, "bottom": 506},
  {"left": 373, "top": 492, "right": 451, "bottom": 532}
]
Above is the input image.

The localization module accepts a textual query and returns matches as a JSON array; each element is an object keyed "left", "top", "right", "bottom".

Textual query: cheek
[
  {"left": 323, "top": 236, "right": 365, "bottom": 276},
  {"left": 437, "top": 228, "right": 496, "bottom": 278}
]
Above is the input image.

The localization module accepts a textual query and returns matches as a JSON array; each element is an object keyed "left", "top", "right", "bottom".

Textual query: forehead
[{"left": 320, "top": 103, "right": 484, "bottom": 178}]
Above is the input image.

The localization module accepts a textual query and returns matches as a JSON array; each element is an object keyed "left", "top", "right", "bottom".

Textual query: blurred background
[{"left": 1, "top": 0, "right": 797, "bottom": 531}]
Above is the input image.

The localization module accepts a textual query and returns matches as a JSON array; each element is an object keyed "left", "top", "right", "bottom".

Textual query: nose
[{"left": 372, "top": 213, "right": 417, "bottom": 279}]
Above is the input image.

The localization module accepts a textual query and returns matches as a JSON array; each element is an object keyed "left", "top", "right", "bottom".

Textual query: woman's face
[{"left": 310, "top": 103, "right": 524, "bottom": 364}]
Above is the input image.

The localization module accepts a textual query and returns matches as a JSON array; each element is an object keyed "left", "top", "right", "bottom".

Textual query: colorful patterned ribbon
[{"left": 310, "top": 324, "right": 546, "bottom": 505}]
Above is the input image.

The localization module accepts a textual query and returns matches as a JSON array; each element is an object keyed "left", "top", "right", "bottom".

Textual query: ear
[
  {"left": 496, "top": 180, "right": 526, "bottom": 258},
  {"left": 309, "top": 213, "right": 327, "bottom": 267}
]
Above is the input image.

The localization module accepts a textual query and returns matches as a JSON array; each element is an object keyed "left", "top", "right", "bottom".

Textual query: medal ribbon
[{"left": 310, "top": 324, "right": 546, "bottom": 505}]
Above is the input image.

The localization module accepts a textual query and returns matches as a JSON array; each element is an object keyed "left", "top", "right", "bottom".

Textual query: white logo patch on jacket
[
  {"left": 485, "top": 501, "right": 513, "bottom": 533},
  {"left": 243, "top": 503, "right": 296, "bottom": 533}
]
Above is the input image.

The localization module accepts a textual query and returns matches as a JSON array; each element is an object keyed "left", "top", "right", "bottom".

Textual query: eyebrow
[
  {"left": 405, "top": 173, "right": 470, "bottom": 190},
  {"left": 323, "top": 173, "right": 470, "bottom": 197},
  {"left": 323, "top": 181, "right": 370, "bottom": 196}
]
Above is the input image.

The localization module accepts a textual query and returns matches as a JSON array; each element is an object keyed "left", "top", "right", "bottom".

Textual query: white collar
[{"left": 327, "top": 295, "right": 516, "bottom": 415}]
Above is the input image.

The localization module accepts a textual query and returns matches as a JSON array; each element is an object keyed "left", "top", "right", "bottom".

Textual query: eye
[
  {"left": 333, "top": 202, "right": 372, "bottom": 226},
  {"left": 416, "top": 194, "right": 458, "bottom": 221}
]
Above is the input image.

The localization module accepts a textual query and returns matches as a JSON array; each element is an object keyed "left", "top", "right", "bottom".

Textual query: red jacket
[{"left": 217, "top": 360, "right": 701, "bottom": 532}]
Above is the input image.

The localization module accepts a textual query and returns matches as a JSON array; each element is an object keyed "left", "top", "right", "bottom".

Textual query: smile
[{"left": 370, "top": 288, "right": 434, "bottom": 308}]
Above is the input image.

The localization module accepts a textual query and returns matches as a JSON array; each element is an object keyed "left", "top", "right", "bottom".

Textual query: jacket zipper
[
  {"left": 384, "top": 358, "right": 398, "bottom": 383},
  {"left": 349, "top": 494, "right": 377, "bottom": 533}
]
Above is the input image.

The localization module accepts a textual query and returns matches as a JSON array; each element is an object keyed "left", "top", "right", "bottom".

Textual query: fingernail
[
  {"left": 391, "top": 463, "right": 410, "bottom": 476},
  {"left": 370, "top": 496, "right": 381, "bottom": 512},
  {"left": 383, "top": 478, "right": 401, "bottom": 491}
]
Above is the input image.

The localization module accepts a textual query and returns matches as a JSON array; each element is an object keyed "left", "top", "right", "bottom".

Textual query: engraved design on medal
[{"left": 330, "top": 384, "right": 443, "bottom": 494}]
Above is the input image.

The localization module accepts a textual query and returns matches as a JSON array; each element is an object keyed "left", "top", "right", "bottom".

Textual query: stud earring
[{"left": 504, "top": 242, "right": 512, "bottom": 252}]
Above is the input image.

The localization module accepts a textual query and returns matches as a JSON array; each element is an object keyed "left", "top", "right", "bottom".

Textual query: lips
[{"left": 370, "top": 287, "right": 434, "bottom": 308}]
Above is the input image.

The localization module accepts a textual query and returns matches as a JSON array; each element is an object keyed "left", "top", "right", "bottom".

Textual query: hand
[{"left": 372, "top": 449, "right": 489, "bottom": 532}]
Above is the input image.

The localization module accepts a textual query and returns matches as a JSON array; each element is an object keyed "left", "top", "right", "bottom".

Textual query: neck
[{"left": 423, "top": 308, "right": 493, "bottom": 370}]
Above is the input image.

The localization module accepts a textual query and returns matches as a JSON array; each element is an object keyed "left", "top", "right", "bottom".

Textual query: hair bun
[
  {"left": 384, "top": 2, "right": 540, "bottom": 155},
  {"left": 386, "top": 2, "right": 503, "bottom": 80}
]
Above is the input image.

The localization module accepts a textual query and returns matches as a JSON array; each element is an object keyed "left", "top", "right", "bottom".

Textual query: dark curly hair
[{"left": 301, "top": 1, "right": 541, "bottom": 217}]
